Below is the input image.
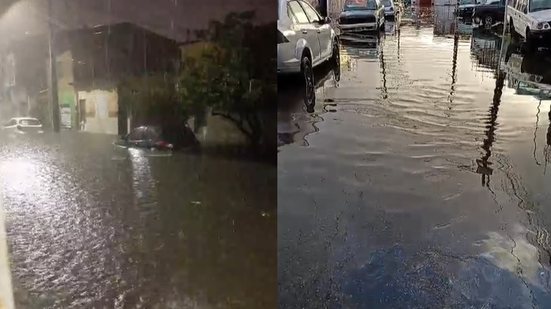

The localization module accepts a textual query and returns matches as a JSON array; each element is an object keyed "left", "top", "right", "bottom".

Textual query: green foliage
[
  {"left": 178, "top": 11, "right": 276, "bottom": 147},
  {"left": 119, "top": 74, "right": 184, "bottom": 126}
]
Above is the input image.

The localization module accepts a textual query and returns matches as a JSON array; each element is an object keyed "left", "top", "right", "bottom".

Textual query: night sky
[{"left": 0, "top": 0, "right": 275, "bottom": 43}]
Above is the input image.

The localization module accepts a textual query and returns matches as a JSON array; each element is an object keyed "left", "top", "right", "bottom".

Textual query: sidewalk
[{"left": 0, "top": 200, "right": 14, "bottom": 309}]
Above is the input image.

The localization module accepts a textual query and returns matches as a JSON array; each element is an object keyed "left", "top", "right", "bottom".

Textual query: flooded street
[
  {"left": 0, "top": 133, "right": 276, "bottom": 308},
  {"left": 279, "top": 8, "right": 551, "bottom": 308}
]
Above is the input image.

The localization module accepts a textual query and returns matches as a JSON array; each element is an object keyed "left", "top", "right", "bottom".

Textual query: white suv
[
  {"left": 278, "top": 0, "right": 339, "bottom": 106},
  {"left": 508, "top": 0, "right": 551, "bottom": 51}
]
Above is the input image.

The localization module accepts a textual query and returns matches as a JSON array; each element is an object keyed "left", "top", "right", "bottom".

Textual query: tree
[{"left": 178, "top": 11, "right": 276, "bottom": 150}]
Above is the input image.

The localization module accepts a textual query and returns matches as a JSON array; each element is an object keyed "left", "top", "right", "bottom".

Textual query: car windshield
[
  {"left": 383, "top": 0, "right": 393, "bottom": 6},
  {"left": 459, "top": 0, "right": 476, "bottom": 5},
  {"left": 344, "top": 0, "right": 378, "bottom": 10},
  {"left": 19, "top": 119, "right": 40, "bottom": 126},
  {"left": 530, "top": 0, "right": 551, "bottom": 11}
]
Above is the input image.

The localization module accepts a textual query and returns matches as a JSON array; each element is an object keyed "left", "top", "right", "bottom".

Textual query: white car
[
  {"left": 278, "top": 0, "right": 339, "bottom": 107},
  {"left": 384, "top": 0, "right": 398, "bottom": 18},
  {"left": 2, "top": 117, "right": 44, "bottom": 134},
  {"left": 508, "top": 0, "right": 551, "bottom": 51}
]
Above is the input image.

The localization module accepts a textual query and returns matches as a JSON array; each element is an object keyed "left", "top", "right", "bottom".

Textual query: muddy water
[
  {"left": 279, "top": 11, "right": 551, "bottom": 308},
  {"left": 0, "top": 132, "right": 276, "bottom": 308}
]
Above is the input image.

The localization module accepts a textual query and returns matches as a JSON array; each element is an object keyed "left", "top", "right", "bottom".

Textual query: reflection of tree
[{"left": 476, "top": 71, "right": 506, "bottom": 187}]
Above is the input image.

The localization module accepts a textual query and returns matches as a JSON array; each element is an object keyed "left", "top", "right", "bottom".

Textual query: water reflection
[{"left": 277, "top": 60, "right": 341, "bottom": 147}]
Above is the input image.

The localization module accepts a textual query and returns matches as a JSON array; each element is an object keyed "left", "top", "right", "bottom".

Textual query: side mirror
[{"left": 322, "top": 16, "right": 331, "bottom": 24}]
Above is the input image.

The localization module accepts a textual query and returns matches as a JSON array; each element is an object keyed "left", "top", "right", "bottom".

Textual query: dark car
[
  {"left": 457, "top": 0, "right": 481, "bottom": 19},
  {"left": 117, "top": 125, "right": 199, "bottom": 151},
  {"left": 472, "top": 0, "right": 505, "bottom": 28},
  {"left": 338, "top": 0, "right": 386, "bottom": 33}
]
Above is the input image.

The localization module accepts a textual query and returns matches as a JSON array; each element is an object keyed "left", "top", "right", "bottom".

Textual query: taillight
[
  {"left": 278, "top": 30, "right": 289, "bottom": 44},
  {"left": 155, "top": 141, "right": 173, "bottom": 149}
]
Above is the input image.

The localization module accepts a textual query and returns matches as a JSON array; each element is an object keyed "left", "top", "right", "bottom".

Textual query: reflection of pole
[
  {"left": 449, "top": 31, "right": 459, "bottom": 105},
  {"left": 476, "top": 71, "right": 506, "bottom": 186},
  {"left": 48, "top": 0, "right": 60, "bottom": 132},
  {"left": 380, "top": 40, "right": 387, "bottom": 99}
]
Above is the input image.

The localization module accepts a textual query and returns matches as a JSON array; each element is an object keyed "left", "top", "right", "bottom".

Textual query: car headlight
[{"left": 537, "top": 22, "right": 550, "bottom": 29}]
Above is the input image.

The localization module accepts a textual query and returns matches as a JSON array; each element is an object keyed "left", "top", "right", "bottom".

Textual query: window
[
  {"left": 529, "top": 0, "right": 551, "bottom": 12},
  {"left": 19, "top": 119, "right": 40, "bottom": 126},
  {"left": 127, "top": 127, "right": 145, "bottom": 141},
  {"left": 345, "top": 0, "right": 369, "bottom": 10},
  {"left": 299, "top": 1, "right": 321, "bottom": 23},
  {"left": 287, "top": 5, "right": 298, "bottom": 23},
  {"left": 289, "top": 1, "right": 310, "bottom": 23}
]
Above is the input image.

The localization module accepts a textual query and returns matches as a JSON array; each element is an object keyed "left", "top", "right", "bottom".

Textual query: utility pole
[{"left": 47, "top": 0, "right": 60, "bottom": 132}]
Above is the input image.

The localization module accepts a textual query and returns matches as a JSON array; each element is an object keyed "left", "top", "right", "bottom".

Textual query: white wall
[{"left": 77, "top": 89, "right": 118, "bottom": 135}]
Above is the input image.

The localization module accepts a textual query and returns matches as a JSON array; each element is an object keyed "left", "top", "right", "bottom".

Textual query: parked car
[
  {"left": 508, "top": 0, "right": 551, "bottom": 51},
  {"left": 473, "top": 0, "right": 505, "bottom": 27},
  {"left": 457, "top": 0, "right": 483, "bottom": 18},
  {"left": 338, "top": 0, "right": 386, "bottom": 33},
  {"left": 277, "top": 0, "right": 339, "bottom": 107},
  {"left": 2, "top": 117, "right": 44, "bottom": 134},
  {"left": 116, "top": 125, "right": 199, "bottom": 151},
  {"left": 383, "top": 0, "right": 398, "bottom": 19}
]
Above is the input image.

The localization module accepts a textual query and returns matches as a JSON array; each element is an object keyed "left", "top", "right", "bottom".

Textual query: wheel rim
[{"left": 485, "top": 16, "right": 492, "bottom": 26}]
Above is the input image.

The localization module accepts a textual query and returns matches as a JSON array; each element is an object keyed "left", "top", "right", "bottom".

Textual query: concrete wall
[{"left": 77, "top": 89, "right": 119, "bottom": 135}]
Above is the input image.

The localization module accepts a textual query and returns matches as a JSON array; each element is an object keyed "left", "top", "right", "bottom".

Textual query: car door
[
  {"left": 289, "top": 1, "right": 322, "bottom": 65},
  {"left": 301, "top": 1, "right": 332, "bottom": 60}
]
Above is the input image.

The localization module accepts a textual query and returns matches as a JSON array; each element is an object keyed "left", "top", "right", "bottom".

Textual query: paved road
[
  {"left": 279, "top": 12, "right": 551, "bottom": 308},
  {"left": 0, "top": 132, "right": 276, "bottom": 308}
]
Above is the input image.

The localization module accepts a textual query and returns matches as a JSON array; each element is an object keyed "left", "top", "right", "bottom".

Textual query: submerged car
[
  {"left": 457, "top": 0, "right": 482, "bottom": 18},
  {"left": 338, "top": 0, "right": 386, "bottom": 33},
  {"left": 472, "top": 0, "right": 505, "bottom": 27},
  {"left": 116, "top": 125, "right": 199, "bottom": 151},
  {"left": 2, "top": 117, "right": 44, "bottom": 134}
]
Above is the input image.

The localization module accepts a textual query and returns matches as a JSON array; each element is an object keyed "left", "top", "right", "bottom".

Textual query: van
[{"left": 507, "top": 0, "right": 551, "bottom": 50}]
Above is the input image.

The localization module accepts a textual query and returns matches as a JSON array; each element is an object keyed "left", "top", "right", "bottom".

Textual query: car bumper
[
  {"left": 530, "top": 30, "right": 551, "bottom": 42},
  {"left": 277, "top": 44, "right": 301, "bottom": 74},
  {"left": 339, "top": 22, "right": 378, "bottom": 32}
]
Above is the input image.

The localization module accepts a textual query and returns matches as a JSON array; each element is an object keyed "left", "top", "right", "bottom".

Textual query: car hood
[
  {"left": 459, "top": 4, "right": 477, "bottom": 8},
  {"left": 529, "top": 9, "right": 551, "bottom": 22},
  {"left": 340, "top": 10, "right": 376, "bottom": 17}
]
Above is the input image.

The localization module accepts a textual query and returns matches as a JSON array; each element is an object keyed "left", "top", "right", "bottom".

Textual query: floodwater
[
  {"left": 0, "top": 132, "right": 276, "bottom": 308},
  {"left": 279, "top": 7, "right": 551, "bottom": 308}
]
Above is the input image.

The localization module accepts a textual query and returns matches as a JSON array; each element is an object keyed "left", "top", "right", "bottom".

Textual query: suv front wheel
[{"left": 301, "top": 55, "right": 315, "bottom": 110}]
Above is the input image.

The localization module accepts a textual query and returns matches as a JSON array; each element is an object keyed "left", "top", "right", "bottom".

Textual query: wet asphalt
[
  {"left": 0, "top": 132, "right": 276, "bottom": 308},
  {"left": 279, "top": 7, "right": 551, "bottom": 308}
]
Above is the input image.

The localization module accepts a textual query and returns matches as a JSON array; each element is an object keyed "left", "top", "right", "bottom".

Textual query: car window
[
  {"left": 145, "top": 127, "right": 162, "bottom": 141},
  {"left": 299, "top": 1, "right": 321, "bottom": 23},
  {"left": 530, "top": 0, "right": 551, "bottom": 12},
  {"left": 287, "top": 5, "right": 299, "bottom": 23},
  {"left": 289, "top": 1, "right": 310, "bottom": 23},
  {"left": 19, "top": 119, "right": 40, "bottom": 126},
  {"left": 344, "top": 0, "right": 370, "bottom": 10},
  {"left": 128, "top": 127, "right": 145, "bottom": 140},
  {"left": 383, "top": 0, "right": 393, "bottom": 6}
]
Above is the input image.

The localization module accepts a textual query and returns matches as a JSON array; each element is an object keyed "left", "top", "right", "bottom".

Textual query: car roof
[{"left": 11, "top": 117, "right": 40, "bottom": 121}]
